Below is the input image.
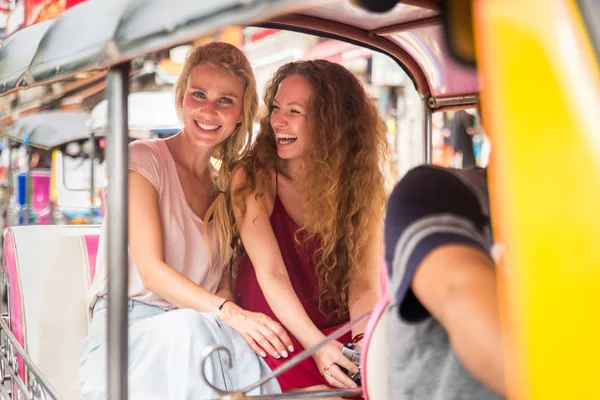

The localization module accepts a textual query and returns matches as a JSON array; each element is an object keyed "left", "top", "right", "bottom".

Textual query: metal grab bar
[
  {"left": 0, "top": 317, "right": 62, "bottom": 399},
  {"left": 201, "top": 311, "right": 371, "bottom": 399},
  {"left": 229, "top": 388, "right": 363, "bottom": 399}
]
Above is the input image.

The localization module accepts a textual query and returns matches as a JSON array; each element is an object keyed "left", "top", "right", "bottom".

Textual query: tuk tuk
[
  {"left": 3, "top": 111, "right": 98, "bottom": 226},
  {"left": 0, "top": 0, "right": 597, "bottom": 399},
  {"left": 3, "top": 97, "right": 180, "bottom": 228}
]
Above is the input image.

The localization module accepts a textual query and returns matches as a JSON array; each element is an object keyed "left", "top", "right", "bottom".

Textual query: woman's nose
[
  {"left": 271, "top": 110, "right": 286, "bottom": 128},
  {"left": 199, "top": 101, "right": 218, "bottom": 116}
]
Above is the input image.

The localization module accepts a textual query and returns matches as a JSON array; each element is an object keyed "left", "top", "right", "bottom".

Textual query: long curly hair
[
  {"left": 233, "top": 60, "right": 388, "bottom": 319},
  {"left": 174, "top": 42, "right": 258, "bottom": 274}
]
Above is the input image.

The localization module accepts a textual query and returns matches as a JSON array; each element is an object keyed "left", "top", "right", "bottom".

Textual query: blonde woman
[{"left": 80, "top": 43, "right": 290, "bottom": 400}]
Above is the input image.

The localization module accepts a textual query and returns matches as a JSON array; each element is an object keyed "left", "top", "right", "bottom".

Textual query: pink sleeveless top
[{"left": 234, "top": 195, "right": 352, "bottom": 391}]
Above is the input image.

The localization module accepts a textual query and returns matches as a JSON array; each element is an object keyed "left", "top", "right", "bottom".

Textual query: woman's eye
[
  {"left": 192, "top": 91, "right": 205, "bottom": 99},
  {"left": 291, "top": 109, "right": 301, "bottom": 114},
  {"left": 271, "top": 105, "right": 280, "bottom": 111},
  {"left": 219, "top": 98, "right": 233, "bottom": 104}
]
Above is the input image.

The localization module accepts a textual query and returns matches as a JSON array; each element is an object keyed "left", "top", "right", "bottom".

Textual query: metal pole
[
  {"left": 423, "top": 98, "right": 433, "bottom": 164},
  {"left": 89, "top": 134, "right": 96, "bottom": 221},
  {"left": 106, "top": 62, "right": 130, "bottom": 400}
]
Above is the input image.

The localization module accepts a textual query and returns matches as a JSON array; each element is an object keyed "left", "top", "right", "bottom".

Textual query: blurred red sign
[
  {"left": 24, "top": 0, "right": 86, "bottom": 26},
  {"left": 248, "top": 28, "right": 279, "bottom": 42}
]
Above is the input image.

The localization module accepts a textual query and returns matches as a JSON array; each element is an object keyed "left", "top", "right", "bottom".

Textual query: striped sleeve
[{"left": 384, "top": 166, "right": 489, "bottom": 322}]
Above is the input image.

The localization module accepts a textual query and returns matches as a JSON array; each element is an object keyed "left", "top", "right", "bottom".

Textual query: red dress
[{"left": 234, "top": 195, "right": 352, "bottom": 392}]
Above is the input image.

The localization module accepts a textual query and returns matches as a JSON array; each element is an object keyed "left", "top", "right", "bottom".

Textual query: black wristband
[
  {"left": 216, "top": 299, "right": 230, "bottom": 319},
  {"left": 218, "top": 299, "right": 230, "bottom": 311}
]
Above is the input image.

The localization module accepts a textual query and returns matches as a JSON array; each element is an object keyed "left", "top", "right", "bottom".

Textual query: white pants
[{"left": 79, "top": 298, "right": 281, "bottom": 400}]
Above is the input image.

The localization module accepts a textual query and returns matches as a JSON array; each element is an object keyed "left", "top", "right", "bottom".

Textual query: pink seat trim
[
  {"left": 3, "top": 230, "right": 26, "bottom": 384},
  {"left": 84, "top": 235, "right": 100, "bottom": 285}
]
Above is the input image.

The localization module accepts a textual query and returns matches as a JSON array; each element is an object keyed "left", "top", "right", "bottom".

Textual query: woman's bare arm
[
  {"left": 128, "top": 170, "right": 226, "bottom": 312},
  {"left": 232, "top": 168, "right": 361, "bottom": 387},
  {"left": 129, "top": 170, "right": 292, "bottom": 356},
  {"left": 231, "top": 168, "right": 325, "bottom": 351},
  {"left": 348, "top": 226, "right": 383, "bottom": 339}
]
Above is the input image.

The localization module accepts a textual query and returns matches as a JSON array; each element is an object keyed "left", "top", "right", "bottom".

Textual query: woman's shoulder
[
  {"left": 129, "top": 139, "right": 170, "bottom": 189},
  {"left": 230, "top": 163, "right": 248, "bottom": 185},
  {"left": 129, "top": 138, "right": 165, "bottom": 155},
  {"left": 231, "top": 164, "right": 276, "bottom": 192},
  {"left": 230, "top": 165, "right": 277, "bottom": 214},
  {"left": 129, "top": 139, "right": 172, "bottom": 166}
]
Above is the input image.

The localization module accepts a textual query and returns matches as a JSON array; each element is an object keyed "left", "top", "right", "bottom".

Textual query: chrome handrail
[
  {"left": 201, "top": 311, "right": 371, "bottom": 399},
  {"left": 0, "top": 317, "right": 62, "bottom": 399},
  {"left": 232, "top": 388, "right": 363, "bottom": 399}
]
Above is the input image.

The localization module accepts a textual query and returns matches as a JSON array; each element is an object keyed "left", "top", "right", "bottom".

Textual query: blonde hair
[
  {"left": 175, "top": 42, "right": 258, "bottom": 273},
  {"left": 234, "top": 60, "right": 387, "bottom": 319}
]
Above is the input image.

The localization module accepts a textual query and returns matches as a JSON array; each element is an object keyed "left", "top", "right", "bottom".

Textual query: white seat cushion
[
  {"left": 362, "top": 258, "right": 390, "bottom": 400},
  {"left": 363, "top": 297, "right": 389, "bottom": 400},
  {"left": 4, "top": 225, "right": 101, "bottom": 400}
]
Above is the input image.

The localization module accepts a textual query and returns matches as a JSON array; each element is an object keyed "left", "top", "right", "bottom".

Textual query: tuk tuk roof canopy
[
  {"left": 300, "top": 1, "right": 438, "bottom": 31},
  {"left": 8, "top": 110, "right": 91, "bottom": 150},
  {"left": 0, "top": 0, "right": 324, "bottom": 94},
  {"left": 0, "top": 20, "right": 54, "bottom": 93},
  {"left": 0, "top": 0, "right": 477, "bottom": 102},
  {"left": 389, "top": 24, "right": 478, "bottom": 97},
  {"left": 289, "top": 1, "right": 477, "bottom": 98},
  {"left": 3, "top": 109, "right": 161, "bottom": 150}
]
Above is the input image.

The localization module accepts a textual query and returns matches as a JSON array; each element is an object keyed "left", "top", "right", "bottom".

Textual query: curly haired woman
[{"left": 230, "top": 60, "right": 388, "bottom": 394}]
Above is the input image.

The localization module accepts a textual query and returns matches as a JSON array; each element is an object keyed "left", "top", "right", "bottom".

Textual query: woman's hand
[
  {"left": 219, "top": 302, "right": 294, "bottom": 359},
  {"left": 312, "top": 341, "right": 359, "bottom": 389}
]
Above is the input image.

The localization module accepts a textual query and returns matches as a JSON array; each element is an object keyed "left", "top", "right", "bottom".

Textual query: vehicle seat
[
  {"left": 3, "top": 225, "right": 100, "bottom": 400},
  {"left": 361, "top": 257, "right": 390, "bottom": 400}
]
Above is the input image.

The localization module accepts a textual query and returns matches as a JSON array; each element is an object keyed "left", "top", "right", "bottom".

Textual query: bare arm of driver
[
  {"left": 232, "top": 168, "right": 359, "bottom": 388},
  {"left": 349, "top": 226, "right": 383, "bottom": 339},
  {"left": 412, "top": 244, "right": 505, "bottom": 397},
  {"left": 129, "top": 170, "right": 291, "bottom": 356}
]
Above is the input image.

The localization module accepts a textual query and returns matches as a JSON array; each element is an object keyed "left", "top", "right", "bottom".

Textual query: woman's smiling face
[
  {"left": 181, "top": 63, "right": 245, "bottom": 149},
  {"left": 270, "top": 74, "right": 313, "bottom": 160}
]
